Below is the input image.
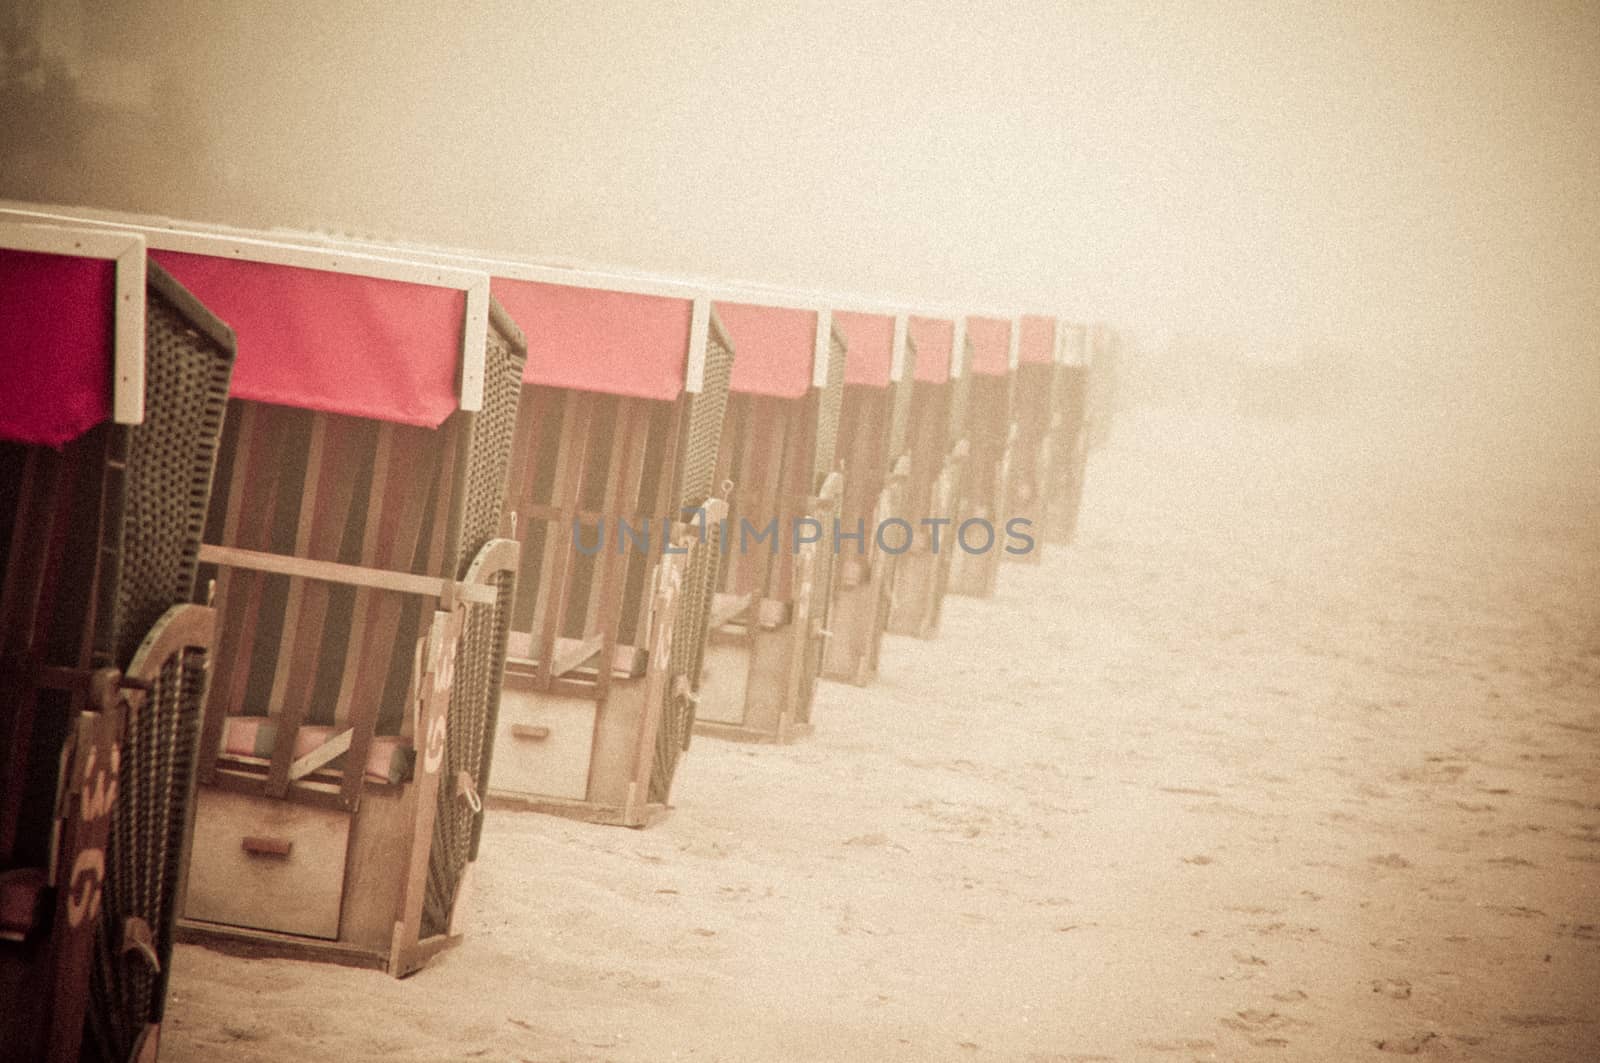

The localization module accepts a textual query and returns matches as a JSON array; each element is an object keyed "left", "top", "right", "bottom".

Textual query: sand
[{"left": 161, "top": 405, "right": 1599, "bottom": 1062}]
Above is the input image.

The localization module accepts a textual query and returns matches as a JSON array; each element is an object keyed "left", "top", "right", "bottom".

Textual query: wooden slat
[
  {"left": 274, "top": 420, "right": 366, "bottom": 739},
  {"left": 590, "top": 400, "right": 647, "bottom": 701},
  {"left": 198, "top": 403, "right": 259, "bottom": 783},
  {"left": 342, "top": 423, "right": 439, "bottom": 806},
  {"left": 334, "top": 423, "right": 394, "bottom": 808},
  {"left": 217, "top": 406, "right": 294, "bottom": 736},
  {"left": 264, "top": 415, "right": 328, "bottom": 797},
  {"left": 533, "top": 392, "right": 592, "bottom": 691}
]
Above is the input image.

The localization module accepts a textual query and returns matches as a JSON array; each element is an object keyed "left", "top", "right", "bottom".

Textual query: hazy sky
[{"left": 4, "top": 1, "right": 1596, "bottom": 414}]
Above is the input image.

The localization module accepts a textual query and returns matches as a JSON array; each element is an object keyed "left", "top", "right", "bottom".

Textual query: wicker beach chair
[
  {"left": 886, "top": 316, "right": 970, "bottom": 638},
  {"left": 484, "top": 276, "right": 734, "bottom": 826},
  {"left": 946, "top": 316, "right": 1019, "bottom": 599},
  {"left": 70, "top": 229, "right": 531, "bottom": 977},
  {"left": 1, "top": 222, "right": 235, "bottom": 1062},
  {"left": 692, "top": 302, "right": 846, "bottom": 744},
  {"left": 822, "top": 312, "right": 918, "bottom": 686}
]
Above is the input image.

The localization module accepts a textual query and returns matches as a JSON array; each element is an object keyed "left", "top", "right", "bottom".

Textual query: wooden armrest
[{"left": 198, "top": 544, "right": 495, "bottom": 605}]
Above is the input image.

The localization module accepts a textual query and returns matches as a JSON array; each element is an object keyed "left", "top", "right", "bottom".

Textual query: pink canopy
[
  {"left": 966, "top": 316, "right": 1013, "bottom": 378},
  {"left": 0, "top": 248, "right": 115, "bottom": 446},
  {"left": 492, "top": 278, "right": 693, "bottom": 402},
  {"left": 1019, "top": 315, "right": 1057, "bottom": 365},
  {"left": 152, "top": 250, "right": 465, "bottom": 427},
  {"left": 833, "top": 311, "right": 896, "bottom": 389},
  {"left": 715, "top": 302, "right": 817, "bottom": 399},
  {"left": 908, "top": 316, "right": 953, "bottom": 384}
]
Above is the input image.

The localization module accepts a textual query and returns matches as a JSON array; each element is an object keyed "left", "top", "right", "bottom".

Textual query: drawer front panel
[
  {"left": 491, "top": 688, "right": 596, "bottom": 801},
  {"left": 185, "top": 787, "right": 350, "bottom": 940}
]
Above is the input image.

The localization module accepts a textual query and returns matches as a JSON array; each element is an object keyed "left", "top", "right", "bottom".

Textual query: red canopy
[
  {"left": 493, "top": 278, "right": 693, "bottom": 402},
  {"left": 833, "top": 311, "right": 896, "bottom": 389},
  {"left": 966, "top": 316, "right": 1013, "bottom": 378},
  {"left": 908, "top": 316, "right": 953, "bottom": 384},
  {"left": 152, "top": 250, "right": 465, "bottom": 427},
  {"left": 714, "top": 301, "right": 817, "bottom": 399},
  {"left": 0, "top": 248, "right": 115, "bottom": 446},
  {"left": 1019, "top": 315, "right": 1057, "bottom": 366}
]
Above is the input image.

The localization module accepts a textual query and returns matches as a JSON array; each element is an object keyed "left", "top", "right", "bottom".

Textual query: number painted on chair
[
  {"left": 67, "top": 848, "right": 105, "bottom": 927},
  {"left": 423, "top": 714, "right": 447, "bottom": 775},
  {"left": 80, "top": 745, "right": 119, "bottom": 823}
]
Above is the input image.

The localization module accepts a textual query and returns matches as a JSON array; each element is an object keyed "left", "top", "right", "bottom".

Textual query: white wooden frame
[
  {"left": 1, "top": 221, "right": 147, "bottom": 425},
  {"left": 889, "top": 315, "right": 909, "bottom": 384},
  {"left": 0, "top": 206, "right": 490, "bottom": 413},
  {"left": 0, "top": 199, "right": 1062, "bottom": 400}
]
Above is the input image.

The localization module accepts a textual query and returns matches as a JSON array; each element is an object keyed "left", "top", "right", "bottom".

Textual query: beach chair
[
  {"left": 946, "top": 315, "right": 1019, "bottom": 598},
  {"left": 1004, "top": 314, "right": 1062, "bottom": 562},
  {"left": 886, "top": 316, "right": 969, "bottom": 638},
  {"left": 0, "top": 222, "right": 234, "bottom": 1061},
  {"left": 10, "top": 219, "right": 535, "bottom": 977},
  {"left": 485, "top": 274, "right": 734, "bottom": 826},
  {"left": 821, "top": 312, "right": 917, "bottom": 686},
  {"left": 690, "top": 300, "right": 845, "bottom": 743},
  {"left": 1045, "top": 322, "right": 1093, "bottom": 544}
]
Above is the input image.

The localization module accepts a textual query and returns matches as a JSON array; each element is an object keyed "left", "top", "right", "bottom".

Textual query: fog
[{"left": 3, "top": 0, "right": 1597, "bottom": 454}]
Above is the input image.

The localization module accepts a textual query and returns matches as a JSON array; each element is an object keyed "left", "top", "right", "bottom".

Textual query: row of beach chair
[{"left": 0, "top": 205, "right": 1108, "bottom": 1061}]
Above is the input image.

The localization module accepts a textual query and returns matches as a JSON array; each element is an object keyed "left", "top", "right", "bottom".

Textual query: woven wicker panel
[
  {"left": 673, "top": 322, "right": 733, "bottom": 510},
  {"left": 810, "top": 328, "right": 847, "bottom": 492},
  {"left": 83, "top": 647, "right": 207, "bottom": 1061},
  {"left": 453, "top": 305, "right": 527, "bottom": 577},
  {"left": 107, "top": 287, "right": 232, "bottom": 666},
  {"left": 424, "top": 305, "right": 526, "bottom": 938},
  {"left": 652, "top": 322, "right": 734, "bottom": 803},
  {"left": 886, "top": 336, "right": 918, "bottom": 461},
  {"left": 421, "top": 562, "right": 514, "bottom": 938},
  {"left": 85, "top": 266, "right": 234, "bottom": 1063}
]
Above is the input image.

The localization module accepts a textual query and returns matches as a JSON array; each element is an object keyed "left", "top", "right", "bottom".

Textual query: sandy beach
[{"left": 161, "top": 404, "right": 1599, "bottom": 1063}]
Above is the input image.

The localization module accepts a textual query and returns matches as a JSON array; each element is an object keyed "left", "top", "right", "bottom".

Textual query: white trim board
[{"left": 890, "top": 315, "right": 909, "bottom": 384}]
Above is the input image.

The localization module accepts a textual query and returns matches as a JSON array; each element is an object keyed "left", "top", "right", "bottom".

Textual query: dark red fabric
[
  {"left": 492, "top": 278, "right": 692, "bottom": 401},
  {"left": 966, "top": 315, "right": 1013, "bottom": 377},
  {"left": 151, "top": 250, "right": 464, "bottom": 427},
  {"left": 833, "top": 310, "right": 896, "bottom": 389},
  {"left": 1019, "top": 315, "right": 1057, "bottom": 365},
  {"left": 714, "top": 301, "right": 817, "bottom": 399},
  {"left": 908, "top": 316, "right": 953, "bottom": 384},
  {"left": 0, "top": 249, "right": 114, "bottom": 446}
]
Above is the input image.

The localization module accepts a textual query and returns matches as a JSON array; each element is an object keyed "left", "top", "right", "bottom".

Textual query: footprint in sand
[
  {"left": 1500, "top": 1013, "right": 1584, "bottom": 1028},
  {"left": 1374, "top": 1031, "right": 1437, "bottom": 1054},
  {"left": 1135, "top": 1037, "right": 1217, "bottom": 1052},
  {"left": 1371, "top": 978, "right": 1412, "bottom": 1000}
]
